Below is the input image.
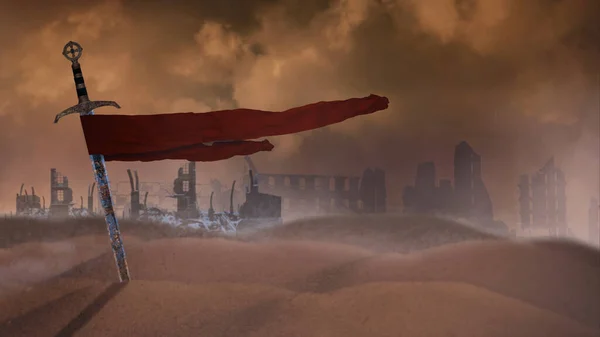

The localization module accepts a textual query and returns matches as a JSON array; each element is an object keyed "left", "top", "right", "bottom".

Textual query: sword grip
[{"left": 72, "top": 63, "right": 90, "bottom": 103}]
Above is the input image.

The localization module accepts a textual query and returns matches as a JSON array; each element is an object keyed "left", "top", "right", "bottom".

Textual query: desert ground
[{"left": 0, "top": 214, "right": 599, "bottom": 337}]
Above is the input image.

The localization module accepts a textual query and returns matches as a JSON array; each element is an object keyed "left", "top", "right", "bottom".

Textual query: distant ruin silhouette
[
  {"left": 518, "top": 158, "right": 570, "bottom": 237},
  {"left": 402, "top": 141, "right": 506, "bottom": 233}
]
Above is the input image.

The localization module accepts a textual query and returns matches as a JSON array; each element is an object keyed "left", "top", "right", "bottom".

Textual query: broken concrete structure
[
  {"left": 15, "top": 184, "right": 42, "bottom": 215},
  {"left": 240, "top": 170, "right": 282, "bottom": 219},
  {"left": 50, "top": 168, "right": 73, "bottom": 217},
  {"left": 255, "top": 168, "right": 386, "bottom": 216},
  {"left": 518, "top": 158, "right": 568, "bottom": 236},
  {"left": 173, "top": 161, "right": 199, "bottom": 219},
  {"left": 589, "top": 197, "right": 599, "bottom": 246}
]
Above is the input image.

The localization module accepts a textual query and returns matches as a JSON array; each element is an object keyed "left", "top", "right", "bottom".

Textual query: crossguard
[
  {"left": 63, "top": 41, "right": 83, "bottom": 64},
  {"left": 54, "top": 101, "right": 121, "bottom": 123}
]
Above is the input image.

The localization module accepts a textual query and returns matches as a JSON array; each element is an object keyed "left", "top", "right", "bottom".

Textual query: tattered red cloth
[{"left": 80, "top": 94, "right": 389, "bottom": 162}]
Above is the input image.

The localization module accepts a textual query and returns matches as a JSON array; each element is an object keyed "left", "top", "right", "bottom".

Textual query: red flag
[
  {"left": 104, "top": 140, "right": 274, "bottom": 162},
  {"left": 81, "top": 94, "right": 389, "bottom": 162}
]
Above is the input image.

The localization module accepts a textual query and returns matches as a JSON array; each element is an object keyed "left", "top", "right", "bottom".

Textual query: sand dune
[
  {"left": 246, "top": 214, "right": 500, "bottom": 252},
  {"left": 1, "top": 215, "right": 599, "bottom": 336},
  {"left": 292, "top": 240, "right": 600, "bottom": 329},
  {"left": 5, "top": 280, "right": 598, "bottom": 337},
  {"left": 0, "top": 236, "right": 112, "bottom": 297}
]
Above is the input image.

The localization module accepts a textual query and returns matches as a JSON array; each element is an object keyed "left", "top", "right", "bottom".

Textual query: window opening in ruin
[
  {"left": 57, "top": 190, "right": 64, "bottom": 202},
  {"left": 183, "top": 181, "right": 189, "bottom": 192},
  {"left": 329, "top": 178, "right": 335, "bottom": 191},
  {"left": 284, "top": 177, "right": 291, "bottom": 187},
  {"left": 344, "top": 178, "right": 350, "bottom": 191},
  {"left": 358, "top": 200, "right": 364, "bottom": 210},
  {"left": 299, "top": 178, "right": 306, "bottom": 190},
  {"left": 330, "top": 198, "right": 336, "bottom": 208}
]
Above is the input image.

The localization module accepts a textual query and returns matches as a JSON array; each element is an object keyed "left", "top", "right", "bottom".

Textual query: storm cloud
[{"left": 0, "top": 0, "right": 598, "bottom": 236}]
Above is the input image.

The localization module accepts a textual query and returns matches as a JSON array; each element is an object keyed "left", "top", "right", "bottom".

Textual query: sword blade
[{"left": 90, "top": 152, "right": 131, "bottom": 282}]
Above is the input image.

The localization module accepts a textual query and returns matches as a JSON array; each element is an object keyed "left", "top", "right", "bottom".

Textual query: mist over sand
[{"left": 1, "top": 214, "right": 599, "bottom": 336}]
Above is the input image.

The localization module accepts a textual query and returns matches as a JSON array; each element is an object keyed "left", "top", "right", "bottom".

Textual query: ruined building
[
  {"left": 15, "top": 184, "right": 42, "bottom": 215},
  {"left": 50, "top": 168, "right": 73, "bottom": 217},
  {"left": 173, "top": 161, "right": 199, "bottom": 219},
  {"left": 589, "top": 197, "right": 599, "bottom": 246},
  {"left": 403, "top": 142, "right": 494, "bottom": 220},
  {"left": 240, "top": 170, "right": 282, "bottom": 219},
  {"left": 255, "top": 168, "right": 386, "bottom": 216},
  {"left": 518, "top": 158, "right": 568, "bottom": 236}
]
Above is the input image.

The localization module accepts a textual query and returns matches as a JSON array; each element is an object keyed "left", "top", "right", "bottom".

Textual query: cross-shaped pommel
[{"left": 62, "top": 41, "right": 83, "bottom": 64}]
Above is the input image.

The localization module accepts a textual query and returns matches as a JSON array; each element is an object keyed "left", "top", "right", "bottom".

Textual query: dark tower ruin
[
  {"left": 358, "top": 168, "right": 386, "bottom": 213},
  {"left": 589, "top": 197, "right": 599, "bottom": 246},
  {"left": 173, "top": 161, "right": 199, "bottom": 219},
  {"left": 453, "top": 141, "right": 493, "bottom": 220},
  {"left": 50, "top": 168, "right": 73, "bottom": 217}
]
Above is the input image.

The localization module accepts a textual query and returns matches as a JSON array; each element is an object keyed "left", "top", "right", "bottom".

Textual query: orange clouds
[{"left": 0, "top": 0, "right": 597, "bottom": 237}]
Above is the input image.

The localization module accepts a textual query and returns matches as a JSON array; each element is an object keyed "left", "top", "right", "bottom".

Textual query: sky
[{"left": 0, "top": 0, "right": 598, "bottom": 237}]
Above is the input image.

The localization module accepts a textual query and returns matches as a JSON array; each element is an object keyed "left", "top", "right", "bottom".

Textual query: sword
[{"left": 54, "top": 41, "right": 131, "bottom": 282}]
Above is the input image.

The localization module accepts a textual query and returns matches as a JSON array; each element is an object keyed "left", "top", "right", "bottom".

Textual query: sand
[{"left": 0, "top": 215, "right": 598, "bottom": 336}]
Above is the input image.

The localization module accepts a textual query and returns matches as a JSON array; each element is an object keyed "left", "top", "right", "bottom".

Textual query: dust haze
[
  {"left": 0, "top": 1, "right": 599, "bottom": 234},
  {"left": 1, "top": 215, "right": 599, "bottom": 336}
]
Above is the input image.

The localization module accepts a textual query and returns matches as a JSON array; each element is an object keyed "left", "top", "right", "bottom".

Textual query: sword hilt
[
  {"left": 54, "top": 41, "right": 121, "bottom": 123},
  {"left": 72, "top": 62, "right": 90, "bottom": 103},
  {"left": 63, "top": 41, "right": 89, "bottom": 104}
]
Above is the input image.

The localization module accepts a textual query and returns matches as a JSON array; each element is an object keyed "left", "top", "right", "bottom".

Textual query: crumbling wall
[{"left": 257, "top": 172, "right": 361, "bottom": 215}]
